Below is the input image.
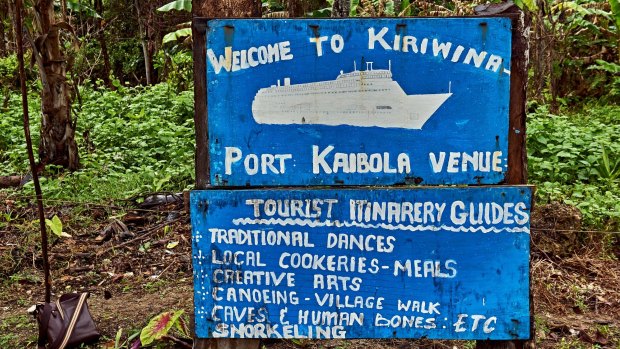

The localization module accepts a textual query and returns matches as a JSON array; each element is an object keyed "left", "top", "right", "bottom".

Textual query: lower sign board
[{"left": 191, "top": 187, "right": 531, "bottom": 339}]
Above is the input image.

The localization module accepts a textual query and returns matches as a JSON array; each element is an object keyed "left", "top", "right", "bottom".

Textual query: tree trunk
[
  {"left": 287, "top": 0, "right": 305, "bottom": 17},
  {"left": 332, "top": 0, "right": 350, "bottom": 18},
  {"left": 34, "top": 0, "right": 79, "bottom": 171},
  {"left": 94, "top": 0, "right": 113, "bottom": 88},
  {"left": 135, "top": 0, "right": 154, "bottom": 85},
  {"left": 5, "top": 1, "right": 15, "bottom": 54},
  {"left": 473, "top": 4, "right": 532, "bottom": 349},
  {"left": 193, "top": 0, "right": 261, "bottom": 18},
  {"left": 141, "top": 39, "right": 154, "bottom": 85},
  {"left": 0, "top": 3, "right": 7, "bottom": 57}
]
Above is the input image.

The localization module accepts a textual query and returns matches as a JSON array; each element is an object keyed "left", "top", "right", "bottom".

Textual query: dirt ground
[{"left": 1, "top": 194, "right": 619, "bottom": 348}]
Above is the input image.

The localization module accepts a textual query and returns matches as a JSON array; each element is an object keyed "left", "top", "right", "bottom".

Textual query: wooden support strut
[
  {"left": 191, "top": 0, "right": 260, "bottom": 347},
  {"left": 474, "top": 3, "right": 532, "bottom": 349}
]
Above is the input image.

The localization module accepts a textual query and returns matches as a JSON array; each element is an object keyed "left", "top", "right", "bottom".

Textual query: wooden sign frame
[{"left": 191, "top": 4, "right": 531, "bottom": 349}]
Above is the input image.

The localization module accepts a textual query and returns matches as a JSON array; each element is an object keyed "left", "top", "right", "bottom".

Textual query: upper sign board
[{"left": 206, "top": 18, "right": 512, "bottom": 186}]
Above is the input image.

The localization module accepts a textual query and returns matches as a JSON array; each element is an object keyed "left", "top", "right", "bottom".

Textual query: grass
[{"left": 0, "top": 314, "right": 35, "bottom": 347}]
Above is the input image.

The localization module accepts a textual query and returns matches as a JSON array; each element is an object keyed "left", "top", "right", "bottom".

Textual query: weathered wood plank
[
  {"left": 474, "top": 4, "right": 532, "bottom": 349},
  {"left": 193, "top": 18, "right": 209, "bottom": 190}
]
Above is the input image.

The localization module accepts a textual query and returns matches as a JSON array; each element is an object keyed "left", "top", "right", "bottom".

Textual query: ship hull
[
  {"left": 251, "top": 68, "right": 452, "bottom": 130},
  {"left": 252, "top": 91, "right": 452, "bottom": 129}
]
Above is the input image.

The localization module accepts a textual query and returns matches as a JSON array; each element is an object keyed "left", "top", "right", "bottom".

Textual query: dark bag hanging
[
  {"left": 35, "top": 293, "right": 99, "bottom": 349},
  {"left": 14, "top": 3, "right": 100, "bottom": 349},
  {"left": 35, "top": 293, "right": 100, "bottom": 349}
]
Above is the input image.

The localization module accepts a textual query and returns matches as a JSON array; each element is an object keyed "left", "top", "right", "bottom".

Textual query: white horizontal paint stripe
[{"left": 231, "top": 218, "right": 530, "bottom": 234}]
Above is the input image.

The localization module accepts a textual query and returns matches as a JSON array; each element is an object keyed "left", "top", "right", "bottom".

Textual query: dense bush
[
  {"left": 0, "top": 83, "right": 194, "bottom": 202},
  {"left": 528, "top": 104, "right": 620, "bottom": 228}
]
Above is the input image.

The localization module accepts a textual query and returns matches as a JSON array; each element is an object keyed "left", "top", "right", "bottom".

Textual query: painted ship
[{"left": 251, "top": 62, "right": 453, "bottom": 129}]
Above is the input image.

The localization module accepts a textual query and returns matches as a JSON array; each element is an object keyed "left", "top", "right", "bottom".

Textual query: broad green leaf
[
  {"left": 522, "top": 0, "right": 537, "bottom": 11},
  {"left": 399, "top": 0, "right": 411, "bottom": 16},
  {"left": 556, "top": 151, "right": 574, "bottom": 158},
  {"left": 66, "top": 0, "right": 101, "bottom": 18},
  {"left": 610, "top": 0, "right": 620, "bottom": 29},
  {"left": 162, "top": 28, "right": 192, "bottom": 44},
  {"left": 157, "top": 0, "right": 192, "bottom": 12},
  {"left": 45, "top": 215, "right": 64, "bottom": 237},
  {"left": 513, "top": 0, "right": 524, "bottom": 10},
  {"left": 514, "top": 0, "right": 537, "bottom": 11},
  {"left": 350, "top": 0, "right": 360, "bottom": 16},
  {"left": 174, "top": 316, "right": 191, "bottom": 337},
  {"left": 384, "top": 0, "right": 395, "bottom": 16},
  {"left": 602, "top": 147, "right": 611, "bottom": 170},
  {"left": 140, "top": 310, "right": 184, "bottom": 345}
]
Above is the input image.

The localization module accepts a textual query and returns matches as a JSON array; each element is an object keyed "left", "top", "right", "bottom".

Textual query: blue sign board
[
  {"left": 205, "top": 18, "right": 512, "bottom": 186},
  {"left": 191, "top": 186, "right": 531, "bottom": 339}
]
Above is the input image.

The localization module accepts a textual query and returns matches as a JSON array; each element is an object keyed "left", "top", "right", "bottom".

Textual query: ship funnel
[
  {"left": 366, "top": 62, "right": 374, "bottom": 71},
  {"left": 284, "top": 78, "right": 290, "bottom": 86},
  {"left": 388, "top": 60, "right": 391, "bottom": 71},
  {"left": 277, "top": 79, "right": 280, "bottom": 87},
  {"left": 353, "top": 61, "right": 357, "bottom": 71}
]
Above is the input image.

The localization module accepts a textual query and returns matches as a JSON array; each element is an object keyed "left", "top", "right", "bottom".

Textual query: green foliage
[
  {"left": 65, "top": 0, "right": 101, "bottom": 18},
  {"left": 609, "top": 0, "right": 620, "bottom": 27},
  {"left": 528, "top": 104, "right": 620, "bottom": 228},
  {"left": 0, "top": 54, "right": 18, "bottom": 87},
  {"left": 139, "top": 309, "right": 187, "bottom": 345},
  {"left": 162, "top": 27, "right": 192, "bottom": 44},
  {"left": 154, "top": 49, "right": 193, "bottom": 92},
  {"left": 0, "top": 93, "right": 39, "bottom": 167},
  {"left": 0, "top": 83, "right": 194, "bottom": 202},
  {"left": 157, "top": 0, "right": 193, "bottom": 49},
  {"left": 593, "top": 147, "right": 620, "bottom": 181},
  {"left": 0, "top": 54, "right": 20, "bottom": 110},
  {"left": 349, "top": 0, "right": 396, "bottom": 16},
  {"left": 529, "top": 0, "right": 619, "bottom": 105},
  {"left": 588, "top": 60, "right": 620, "bottom": 98},
  {"left": 44, "top": 215, "right": 70, "bottom": 238},
  {"left": 513, "top": 0, "right": 538, "bottom": 11},
  {"left": 0, "top": 315, "right": 34, "bottom": 347},
  {"left": 100, "top": 328, "right": 140, "bottom": 349},
  {"left": 156, "top": 0, "right": 192, "bottom": 12},
  {"left": 108, "top": 38, "right": 144, "bottom": 83}
]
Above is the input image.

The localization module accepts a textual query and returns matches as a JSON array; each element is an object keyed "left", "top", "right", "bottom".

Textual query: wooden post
[
  {"left": 474, "top": 3, "right": 532, "bottom": 349},
  {"left": 192, "top": 1, "right": 262, "bottom": 348},
  {"left": 192, "top": 17, "right": 208, "bottom": 191},
  {"left": 331, "top": 0, "right": 350, "bottom": 18}
]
